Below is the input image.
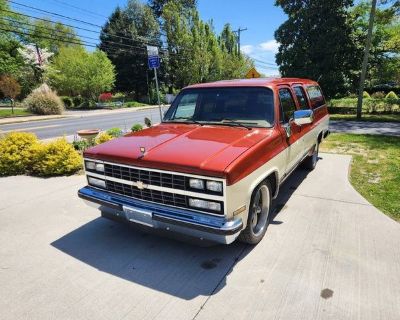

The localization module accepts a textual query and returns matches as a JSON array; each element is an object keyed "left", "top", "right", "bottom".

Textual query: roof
[{"left": 185, "top": 77, "right": 319, "bottom": 89}]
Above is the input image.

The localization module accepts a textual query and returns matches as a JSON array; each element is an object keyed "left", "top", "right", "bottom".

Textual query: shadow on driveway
[{"left": 51, "top": 162, "right": 312, "bottom": 300}]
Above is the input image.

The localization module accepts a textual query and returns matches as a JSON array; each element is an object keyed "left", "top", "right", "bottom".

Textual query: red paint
[{"left": 84, "top": 78, "right": 329, "bottom": 185}]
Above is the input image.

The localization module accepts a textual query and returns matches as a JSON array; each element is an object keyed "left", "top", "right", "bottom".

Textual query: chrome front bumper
[{"left": 78, "top": 186, "right": 243, "bottom": 244}]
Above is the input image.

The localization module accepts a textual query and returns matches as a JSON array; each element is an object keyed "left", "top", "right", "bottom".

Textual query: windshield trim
[{"left": 163, "top": 86, "right": 275, "bottom": 128}]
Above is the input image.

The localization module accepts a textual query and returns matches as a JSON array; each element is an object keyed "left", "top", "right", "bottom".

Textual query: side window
[
  {"left": 293, "top": 86, "right": 309, "bottom": 109},
  {"left": 278, "top": 88, "right": 296, "bottom": 123},
  {"left": 173, "top": 93, "right": 198, "bottom": 118},
  {"left": 306, "top": 86, "right": 326, "bottom": 109}
]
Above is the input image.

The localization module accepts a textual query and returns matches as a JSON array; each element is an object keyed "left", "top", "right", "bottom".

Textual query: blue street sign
[{"left": 148, "top": 56, "right": 160, "bottom": 69}]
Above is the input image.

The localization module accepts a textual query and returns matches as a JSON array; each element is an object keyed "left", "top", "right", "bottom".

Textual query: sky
[{"left": 9, "top": 0, "right": 287, "bottom": 75}]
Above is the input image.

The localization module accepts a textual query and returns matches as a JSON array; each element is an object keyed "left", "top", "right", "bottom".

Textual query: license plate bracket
[{"left": 123, "top": 206, "right": 154, "bottom": 227}]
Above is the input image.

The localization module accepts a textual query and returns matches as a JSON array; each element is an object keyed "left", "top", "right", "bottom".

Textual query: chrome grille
[
  {"left": 104, "top": 164, "right": 186, "bottom": 190},
  {"left": 106, "top": 180, "right": 187, "bottom": 207}
]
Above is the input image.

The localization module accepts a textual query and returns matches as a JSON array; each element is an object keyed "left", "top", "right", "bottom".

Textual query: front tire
[{"left": 239, "top": 180, "right": 272, "bottom": 245}]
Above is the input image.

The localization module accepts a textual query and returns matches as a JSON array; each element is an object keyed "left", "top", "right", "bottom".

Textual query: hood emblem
[
  {"left": 136, "top": 181, "right": 147, "bottom": 190},
  {"left": 138, "top": 146, "right": 146, "bottom": 159}
]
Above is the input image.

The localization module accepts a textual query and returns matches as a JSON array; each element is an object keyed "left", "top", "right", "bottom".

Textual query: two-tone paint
[{"left": 79, "top": 78, "right": 329, "bottom": 244}]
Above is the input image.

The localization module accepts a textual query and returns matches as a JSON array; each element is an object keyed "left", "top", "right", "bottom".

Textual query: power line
[
  {"left": 9, "top": 0, "right": 103, "bottom": 28},
  {"left": 47, "top": 0, "right": 108, "bottom": 19},
  {"left": 0, "top": 8, "right": 161, "bottom": 47}
]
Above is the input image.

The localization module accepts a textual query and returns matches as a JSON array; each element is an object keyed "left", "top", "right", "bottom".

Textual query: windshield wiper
[
  {"left": 215, "top": 119, "right": 252, "bottom": 130},
  {"left": 164, "top": 117, "right": 203, "bottom": 125}
]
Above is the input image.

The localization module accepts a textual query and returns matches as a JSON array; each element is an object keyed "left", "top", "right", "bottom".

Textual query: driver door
[{"left": 278, "top": 87, "right": 303, "bottom": 174}]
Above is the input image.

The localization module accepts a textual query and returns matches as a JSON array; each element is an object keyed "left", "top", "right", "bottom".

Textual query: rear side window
[
  {"left": 306, "top": 86, "right": 326, "bottom": 108},
  {"left": 278, "top": 88, "right": 296, "bottom": 123},
  {"left": 293, "top": 86, "right": 309, "bottom": 109}
]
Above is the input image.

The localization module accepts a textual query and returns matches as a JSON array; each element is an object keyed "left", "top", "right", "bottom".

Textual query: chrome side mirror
[{"left": 293, "top": 109, "right": 313, "bottom": 126}]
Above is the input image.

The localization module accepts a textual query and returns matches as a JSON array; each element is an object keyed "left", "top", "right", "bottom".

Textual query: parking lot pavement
[{"left": 1, "top": 153, "right": 399, "bottom": 320}]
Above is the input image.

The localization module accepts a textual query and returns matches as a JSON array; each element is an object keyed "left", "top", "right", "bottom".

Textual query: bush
[
  {"left": 131, "top": 124, "right": 143, "bottom": 132},
  {"left": 61, "top": 96, "right": 74, "bottom": 108},
  {"left": 99, "top": 92, "right": 112, "bottom": 102},
  {"left": 23, "top": 90, "right": 64, "bottom": 115},
  {"left": 72, "top": 140, "right": 91, "bottom": 151},
  {"left": 385, "top": 91, "right": 399, "bottom": 100},
  {"left": 363, "top": 91, "right": 370, "bottom": 98},
  {"left": 106, "top": 127, "right": 123, "bottom": 137},
  {"left": 95, "top": 132, "right": 113, "bottom": 144},
  {"left": 0, "top": 132, "right": 39, "bottom": 176},
  {"left": 112, "top": 92, "right": 126, "bottom": 100},
  {"left": 31, "top": 138, "right": 82, "bottom": 176},
  {"left": 371, "top": 91, "right": 386, "bottom": 99},
  {"left": 72, "top": 96, "right": 84, "bottom": 107}
]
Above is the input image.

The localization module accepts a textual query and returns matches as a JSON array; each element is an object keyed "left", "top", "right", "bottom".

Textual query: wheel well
[{"left": 265, "top": 172, "right": 278, "bottom": 198}]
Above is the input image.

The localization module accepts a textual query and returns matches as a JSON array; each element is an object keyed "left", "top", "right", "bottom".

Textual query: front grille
[
  {"left": 106, "top": 180, "right": 187, "bottom": 207},
  {"left": 104, "top": 164, "right": 186, "bottom": 190}
]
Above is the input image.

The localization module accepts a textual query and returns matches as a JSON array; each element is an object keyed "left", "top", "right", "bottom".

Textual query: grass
[
  {"left": 320, "top": 133, "right": 400, "bottom": 221},
  {"left": 330, "top": 114, "right": 400, "bottom": 122},
  {"left": 0, "top": 109, "right": 33, "bottom": 118}
]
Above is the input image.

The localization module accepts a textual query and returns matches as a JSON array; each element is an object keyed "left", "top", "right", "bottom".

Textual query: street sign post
[{"left": 147, "top": 46, "right": 162, "bottom": 121}]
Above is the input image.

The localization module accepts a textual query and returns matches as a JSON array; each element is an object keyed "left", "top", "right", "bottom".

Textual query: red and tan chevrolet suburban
[{"left": 78, "top": 78, "right": 329, "bottom": 244}]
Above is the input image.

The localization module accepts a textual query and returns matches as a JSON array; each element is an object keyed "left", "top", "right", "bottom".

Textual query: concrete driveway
[{"left": 0, "top": 153, "right": 399, "bottom": 320}]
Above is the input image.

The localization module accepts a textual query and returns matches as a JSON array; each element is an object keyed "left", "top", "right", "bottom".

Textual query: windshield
[{"left": 164, "top": 87, "right": 275, "bottom": 128}]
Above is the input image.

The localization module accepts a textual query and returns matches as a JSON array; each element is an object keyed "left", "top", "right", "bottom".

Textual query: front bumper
[{"left": 78, "top": 186, "right": 243, "bottom": 244}]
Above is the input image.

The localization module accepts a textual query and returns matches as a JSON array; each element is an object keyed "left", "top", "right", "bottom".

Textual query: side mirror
[
  {"left": 293, "top": 109, "right": 313, "bottom": 126},
  {"left": 144, "top": 117, "right": 152, "bottom": 127}
]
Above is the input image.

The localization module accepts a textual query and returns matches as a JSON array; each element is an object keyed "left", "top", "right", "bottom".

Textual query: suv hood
[{"left": 84, "top": 123, "right": 272, "bottom": 177}]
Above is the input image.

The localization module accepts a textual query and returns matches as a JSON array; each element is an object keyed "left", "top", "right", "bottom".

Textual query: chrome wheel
[{"left": 251, "top": 185, "right": 270, "bottom": 236}]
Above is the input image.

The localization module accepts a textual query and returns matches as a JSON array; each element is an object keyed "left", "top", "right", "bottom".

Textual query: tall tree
[
  {"left": 99, "top": 1, "right": 160, "bottom": 99},
  {"left": 275, "top": 0, "right": 362, "bottom": 98},
  {"left": 149, "top": 0, "right": 196, "bottom": 17}
]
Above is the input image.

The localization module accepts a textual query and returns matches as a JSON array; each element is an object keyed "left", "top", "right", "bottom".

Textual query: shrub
[
  {"left": 99, "top": 92, "right": 112, "bottom": 102},
  {"left": 385, "top": 91, "right": 399, "bottom": 100},
  {"left": 95, "top": 132, "right": 113, "bottom": 144},
  {"left": 363, "top": 91, "right": 370, "bottom": 98},
  {"left": 72, "top": 96, "right": 84, "bottom": 107},
  {"left": 31, "top": 138, "right": 82, "bottom": 176},
  {"left": 106, "top": 127, "right": 123, "bottom": 137},
  {"left": 0, "top": 75, "right": 21, "bottom": 101},
  {"left": 72, "top": 140, "right": 91, "bottom": 151},
  {"left": 23, "top": 89, "right": 64, "bottom": 115},
  {"left": 371, "top": 91, "right": 385, "bottom": 99},
  {"left": 131, "top": 123, "right": 143, "bottom": 132},
  {"left": 61, "top": 96, "right": 74, "bottom": 108},
  {"left": 112, "top": 92, "right": 126, "bottom": 100},
  {"left": 0, "top": 132, "right": 40, "bottom": 176}
]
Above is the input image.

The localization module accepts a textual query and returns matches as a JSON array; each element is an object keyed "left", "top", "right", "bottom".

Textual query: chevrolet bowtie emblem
[{"left": 136, "top": 181, "right": 147, "bottom": 190}]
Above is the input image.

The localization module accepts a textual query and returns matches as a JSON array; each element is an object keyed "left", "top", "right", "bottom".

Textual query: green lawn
[
  {"left": 330, "top": 113, "right": 400, "bottom": 122},
  {"left": 0, "top": 109, "right": 33, "bottom": 118},
  {"left": 320, "top": 133, "right": 400, "bottom": 221}
]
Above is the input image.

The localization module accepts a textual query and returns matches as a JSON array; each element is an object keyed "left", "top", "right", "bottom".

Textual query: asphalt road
[
  {"left": 0, "top": 107, "right": 163, "bottom": 139},
  {"left": 1, "top": 153, "right": 399, "bottom": 320}
]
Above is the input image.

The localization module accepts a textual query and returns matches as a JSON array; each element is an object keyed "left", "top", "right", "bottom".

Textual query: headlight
[
  {"left": 88, "top": 177, "right": 106, "bottom": 189},
  {"left": 206, "top": 181, "right": 222, "bottom": 193},
  {"left": 189, "top": 178, "right": 204, "bottom": 190},
  {"left": 188, "top": 198, "right": 221, "bottom": 212},
  {"left": 85, "top": 161, "right": 104, "bottom": 172}
]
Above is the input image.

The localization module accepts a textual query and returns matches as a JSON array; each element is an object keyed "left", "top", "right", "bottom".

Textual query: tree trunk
[{"left": 356, "top": 0, "right": 377, "bottom": 120}]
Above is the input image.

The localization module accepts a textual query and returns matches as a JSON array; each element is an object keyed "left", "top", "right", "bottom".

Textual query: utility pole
[
  {"left": 356, "top": 0, "right": 377, "bottom": 120},
  {"left": 234, "top": 27, "right": 247, "bottom": 56}
]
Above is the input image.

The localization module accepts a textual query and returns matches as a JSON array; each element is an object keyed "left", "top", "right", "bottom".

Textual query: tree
[
  {"left": 26, "top": 20, "right": 81, "bottom": 54},
  {"left": 149, "top": 0, "right": 197, "bottom": 17},
  {"left": 274, "top": 0, "right": 362, "bottom": 98},
  {"left": 0, "top": 75, "right": 21, "bottom": 113},
  {"left": 46, "top": 47, "right": 115, "bottom": 100},
  {"left": 99, "top": 1, "right": 160, "bottom": 99}
]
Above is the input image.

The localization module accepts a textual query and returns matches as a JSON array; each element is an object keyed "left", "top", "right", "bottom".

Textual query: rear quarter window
[{"left": 306, "top": 86, "right": 326, "bottom": 108}]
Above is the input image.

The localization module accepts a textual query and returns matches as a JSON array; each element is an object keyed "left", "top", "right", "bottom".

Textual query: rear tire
[
  {"left": 239, "top": 180, "right": 272, "bottom": 245},
  {"left": 302, "top": 142, "right": 319, "bottom": 170}
]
